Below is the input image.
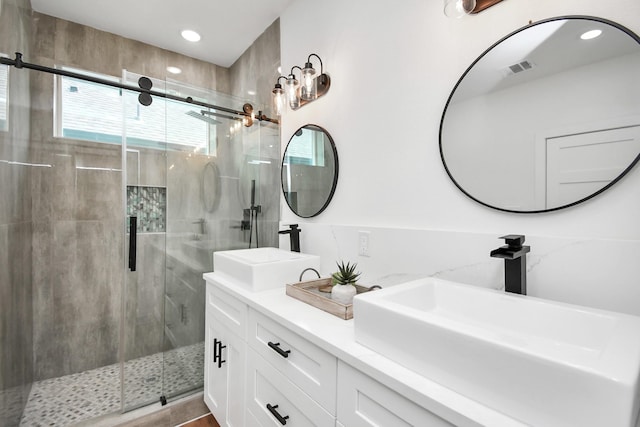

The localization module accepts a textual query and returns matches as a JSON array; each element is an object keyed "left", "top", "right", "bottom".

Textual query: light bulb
[
  {"left": 285, "top": 76, "right": 300, "bottom": 109},
  {"left": 272, "top": 85, "right": 284, "bottom": 116},
  {"left": 301, "top": 64, "right": 317, "bottom": 101},
  {"left": 444, "top": 0, "right": 476, "bottom": 18}
]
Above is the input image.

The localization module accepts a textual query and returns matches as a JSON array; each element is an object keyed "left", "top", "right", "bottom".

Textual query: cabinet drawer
[
  {"left": 337, "top": 361, "right": 454, "bottom": 427},
  {"left": 248, "top": 309, "right": 337, "bottom": 414},
  {"left": 246, "top": 347, "right": 335, "bottom": 427},
  {"left": 206, "top": 282, "right": 248, "bottom": 339}
]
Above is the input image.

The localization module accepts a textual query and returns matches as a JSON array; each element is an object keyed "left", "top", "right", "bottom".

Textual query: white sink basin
[
  {"left": 353, "top": 277, "right": 640, "bottom": 427},
  {"left": 213, "top": 247, "right": 320, "bottom": 291}
]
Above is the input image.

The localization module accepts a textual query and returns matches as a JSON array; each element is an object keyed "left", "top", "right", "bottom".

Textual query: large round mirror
[
  {"left": 440, "top": 16, "right": 640, "bottom": 213},
  {"left": 281, "top": 124, "right": 339, "bottom": 217}
]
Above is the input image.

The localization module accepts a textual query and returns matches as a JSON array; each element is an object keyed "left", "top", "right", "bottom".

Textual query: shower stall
[{"left": 0, "top": 4, "right": 281, "bottom": 422}]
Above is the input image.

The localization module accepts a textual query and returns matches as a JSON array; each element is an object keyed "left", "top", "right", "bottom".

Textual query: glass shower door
[
  {"left": 122, "top": 72, "right": 170, "bottom": 411},
  {"left": 121, "top": 71, "right": 281, "bottom": 411},
  {"left": 159, "top": 79, "right": 280, "bottom": 400},
  {"left": 159, "top": 80, "right": 217, "bottom": 401},
  {"left": 158, "top": 79, "right": 260, "bottom": 401}
]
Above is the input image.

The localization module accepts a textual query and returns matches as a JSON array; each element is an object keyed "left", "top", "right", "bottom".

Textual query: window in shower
[
  {"left": 0, "top": 62, "right": 8, "bottom": 131},
  {"left": 54, "top": 67, "right": 217, "bottom": 154}
]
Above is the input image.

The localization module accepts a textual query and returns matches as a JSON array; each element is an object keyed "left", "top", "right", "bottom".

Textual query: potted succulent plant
[{"left": 331, "top": 261, "right": 361, "bottom": 304}]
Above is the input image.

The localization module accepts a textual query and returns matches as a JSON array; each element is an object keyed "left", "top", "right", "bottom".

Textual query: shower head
[{"left": 186, "top": 110, "right": 222, "bottom": 125}]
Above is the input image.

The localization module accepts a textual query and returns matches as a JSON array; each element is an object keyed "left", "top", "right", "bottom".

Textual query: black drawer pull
[
  {"left": 266, "top": 403, "right": 289, "bottom": 425},
  {"left": 268, "top": 341, "right": 291, "bottom": 358}
]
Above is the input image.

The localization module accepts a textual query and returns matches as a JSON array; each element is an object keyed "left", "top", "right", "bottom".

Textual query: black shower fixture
[{"left": 185, "top": 110, "right": 223, "bottom": 125}]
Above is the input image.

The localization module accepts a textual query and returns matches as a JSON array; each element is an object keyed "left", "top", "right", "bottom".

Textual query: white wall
[{"left": 278, "top": 0, "right": 640, "bottom": 315}]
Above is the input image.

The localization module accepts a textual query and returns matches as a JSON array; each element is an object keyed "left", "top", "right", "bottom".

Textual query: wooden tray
[{"left": 286, "top": 277, "right": 372, "bottom": 320}]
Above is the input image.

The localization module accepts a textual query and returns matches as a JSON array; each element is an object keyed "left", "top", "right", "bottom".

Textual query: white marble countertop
[{"left": 203, "top": 271, "right": 527, "bottom": 427}]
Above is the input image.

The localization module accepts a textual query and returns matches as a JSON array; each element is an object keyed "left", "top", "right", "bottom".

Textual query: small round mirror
[{"left": 281, "top": 124, "right": 338, "bottom": 217}]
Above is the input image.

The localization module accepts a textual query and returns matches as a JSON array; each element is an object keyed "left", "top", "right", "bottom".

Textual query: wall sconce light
[
  {"left": 272, "top": 53, "right": 331, "bottom": 116},
  {"left": 444, "top": 0, "right": 504, "bottom": 17}
]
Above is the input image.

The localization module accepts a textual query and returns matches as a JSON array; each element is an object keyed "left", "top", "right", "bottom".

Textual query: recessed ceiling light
[
  {"left": 247, "top": 90, "right": 256, "bottom": 96},
  {"left": 181, "top": 29, "right": 201, "bottom": 42},
  {"left": 166, "top": 66, "right": 182, "bottom": 74},
  {"left": 580, "top": 29, "right": 602, "bottom": 40}
]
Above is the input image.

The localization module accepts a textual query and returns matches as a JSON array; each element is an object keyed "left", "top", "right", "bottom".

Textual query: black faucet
[
  {"left": 279, "top": 224, "right": 301, "bottom": 252},
  {"left": 490, "top": 235, "right": 530, "bottom": 295}
]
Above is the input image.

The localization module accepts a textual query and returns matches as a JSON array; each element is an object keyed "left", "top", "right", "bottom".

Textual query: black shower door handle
[{"left": 128, "top": 216, "right": 137, "bottom": 271}]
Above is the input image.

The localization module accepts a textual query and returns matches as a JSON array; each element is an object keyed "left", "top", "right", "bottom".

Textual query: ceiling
[
  {"left": 452, "top": 18, "right": 639, "bottom": 101},
  {"left": 30, "top": 0, "right": 294, "bottom": 68}
]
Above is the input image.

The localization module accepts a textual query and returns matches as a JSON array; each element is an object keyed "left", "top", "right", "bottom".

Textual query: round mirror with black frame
[
  {"left": 440, "top": 16, "right": 640, "bottom": 213},
  {"left": 281, "top": 124, "right": 339, "bottom": 218}
]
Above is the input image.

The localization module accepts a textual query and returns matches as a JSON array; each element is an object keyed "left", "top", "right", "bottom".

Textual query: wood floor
[{"left": 180, "top": 413, "right": 220, "bottom": 427}]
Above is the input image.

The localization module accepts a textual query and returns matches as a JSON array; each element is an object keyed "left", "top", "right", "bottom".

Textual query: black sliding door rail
[{"left": 0, "top": 52, "right": 279, "bottom": 124}]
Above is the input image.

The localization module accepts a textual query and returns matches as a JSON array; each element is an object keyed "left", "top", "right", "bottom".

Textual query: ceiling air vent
[{"left": 505, "top": 60, "right": 535, "bottom": 75}]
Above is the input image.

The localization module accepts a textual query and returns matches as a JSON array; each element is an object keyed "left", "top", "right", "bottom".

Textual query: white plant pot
[{"left": 331, "top": 284, "right": 357, "bottom": 305}]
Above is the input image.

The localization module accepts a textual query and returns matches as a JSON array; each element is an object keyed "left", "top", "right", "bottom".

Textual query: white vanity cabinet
[
  {"left": 247, "top": 310, "right": 337, "bottom": 414},
  {"left": 204, "top": 284, "right": 248, "bottom": 427},
  {"left": 245, "top": 347, "right": 335, "bottom": 426},
  {"left": 204, "top": 272, "right": 524, "bottom": 427},
  {"left": 336, "top": 361, "right": 454, "bottom": 427},
  {"left": 205, "top": 280, "right": 337, "bottom": 427},
  {"left": 245, "top": 307, "right": 337, "bottom": 425}
]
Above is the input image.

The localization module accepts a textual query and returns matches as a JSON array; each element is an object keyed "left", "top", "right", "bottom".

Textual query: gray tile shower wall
[
  {"left": 27, "top": 12, "right": 235, "bottom": 382},
  {"left": 0, "top": 0, "right": 33, "bottom": 425},
  {"left": 0, "top": 5, "right": 283, "bottom": 423},
  {"left": 124, "top": 234, "right": 166, "bottom": 361},
  {"left": 30, "top": 140, "right": 123, "bottom": 381},
  {"left": 31, "top": 13, "right": 231, "bottom": 94},
  {"left": 24, "top": 10, "right": 283, "bottom": 388},
  {"left": 229, "top": 20, "right": 282, "bottom": 250},
  {"left": 230, "top": 19, "right": 281, "bottom": 119}
]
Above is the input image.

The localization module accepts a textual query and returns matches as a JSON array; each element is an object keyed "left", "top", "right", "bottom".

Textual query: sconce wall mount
[
  {"left": 272, "top": 53, "right": 331, "bottom": 116},
  {"left": 295, "top": 72, "right": 331, "bottom": 111},
  {"left": 444, "top": 0, "right": 504, "bottom": 18}
]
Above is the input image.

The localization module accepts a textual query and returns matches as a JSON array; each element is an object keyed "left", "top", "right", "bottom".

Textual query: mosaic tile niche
[{"left": 127, "top": 186, "right": 167, "bottom": 233}]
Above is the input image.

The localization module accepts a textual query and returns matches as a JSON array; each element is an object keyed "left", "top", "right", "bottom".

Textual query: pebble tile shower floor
[{"left": 19, "top": 342, "right": 204, "bottom": 426}]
